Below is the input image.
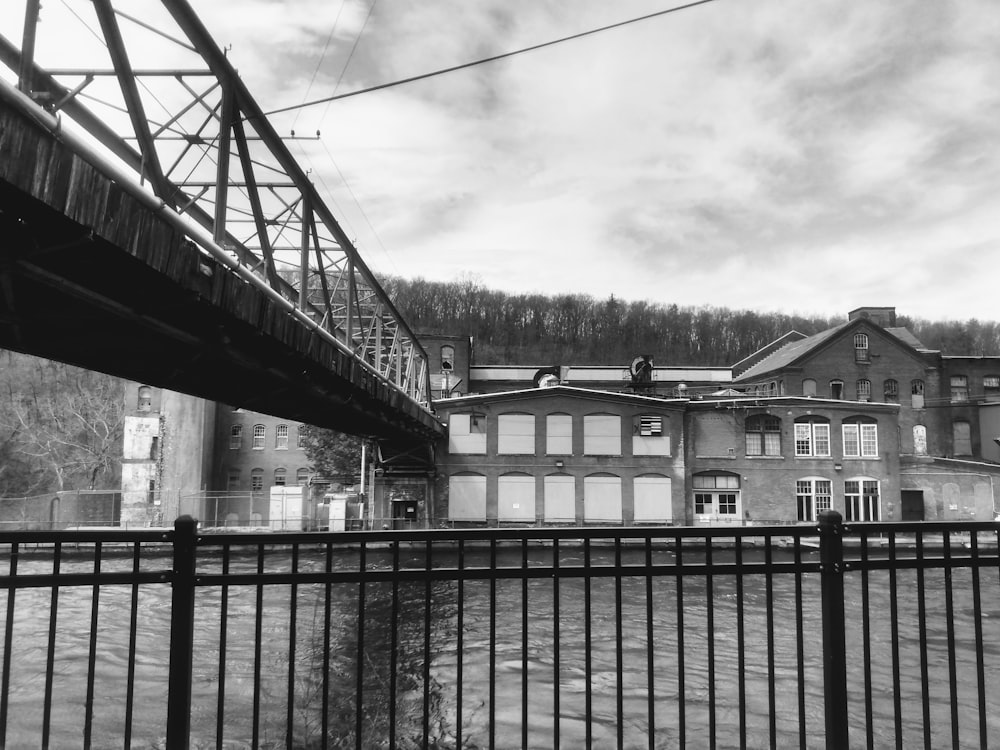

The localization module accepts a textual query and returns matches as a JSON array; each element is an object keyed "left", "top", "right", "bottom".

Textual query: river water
[{"left": 3, "top": 545, "right": 1000, "bottom": 749}]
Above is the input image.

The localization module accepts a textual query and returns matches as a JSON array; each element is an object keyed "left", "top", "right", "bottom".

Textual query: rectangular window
[
  {"left": 546, "top": 414, "right": 572, "bottom": 455},
  {"left": 497, "top": 474, "right": 535, "bottom": 522},
  {"left": 795, "top": 423, "right": 830, "bottom": 457},
  {"left": 584, "top": 415, "right": 621, "bottom": 456},
  {"left": 226, "top": 469, "right": 240, "bottom": 491},
  {"left": 497, "top": 414, "right": 535, "bottom": 455},
  {"left": 951, "top": 375, "right": 969, "bottom": 403},
  {"left": 275, "top": 424, "right": 289, "bottom": 450},
  {"left": 252, "top": 425, "right": 265, "bottom": 450},
  {"left": 638, "top": 415, "right": 662, "bottom": 436},
  {"left": 843, "top": 423, "right": 878, "bottom": 457},
  {"left": 448, "top": 413, "right": 487, "bottom": 454},
  {"left": 230, "top": 425, "right": 242, "bottom": 450},
  {"left": 856, "top": 380, "right": 871, "bottom": 401}
]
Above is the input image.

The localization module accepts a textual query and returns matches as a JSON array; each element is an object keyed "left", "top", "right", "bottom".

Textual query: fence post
[
  {"left": 819, "top": 509, "right": 849, "bottom": 750},
  {"left": 166, "top": 515, "right": 197, "bottom": 750}
]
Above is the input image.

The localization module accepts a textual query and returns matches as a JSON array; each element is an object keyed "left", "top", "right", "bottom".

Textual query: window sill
[
  {"left": 695, "top": 455, "right": 736, "bottom": 460},
  {"left": 842, "top": 456, "right": 881, "bottom": 461},
  {"left": 745, "top": 455, "right": 785, "bottom": 460}
]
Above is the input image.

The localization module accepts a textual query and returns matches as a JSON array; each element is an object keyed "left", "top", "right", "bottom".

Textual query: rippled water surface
[{"left": 2, "top": 545, "right": 1000, "bottom": 749}]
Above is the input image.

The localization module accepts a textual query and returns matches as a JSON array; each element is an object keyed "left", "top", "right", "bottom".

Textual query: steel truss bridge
[{"left": 0, "top": 0, "right": 442, "bottom": 444}]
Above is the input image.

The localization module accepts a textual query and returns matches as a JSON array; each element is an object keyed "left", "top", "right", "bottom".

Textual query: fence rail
[{"left": 1, "top": 513, "right": 999, "bottom": 749}]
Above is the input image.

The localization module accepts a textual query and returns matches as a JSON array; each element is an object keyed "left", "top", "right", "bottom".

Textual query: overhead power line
[{"left": 261, "top": 0, "right": 719, "bottom": 117}]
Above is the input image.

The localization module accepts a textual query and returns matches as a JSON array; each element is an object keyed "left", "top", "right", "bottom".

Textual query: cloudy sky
[{"left": 7, "top": 1, "right": 1000, "bottom": 322}]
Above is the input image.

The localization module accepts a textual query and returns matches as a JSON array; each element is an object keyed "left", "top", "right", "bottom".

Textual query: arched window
[
  {"left": 856, "top": 379, "right": 871, "bottom": 401},
  {"left": 498, "top": 473, "right": 535, "bottom": 522},
  {"left": 796, "top": 477, "right": 831, "bottom": 521},
  {"left": 546, "top": 414, "right": 572, "bottom": 455},
  {"left": 441, "top": 345, "right": 455, "bottom": 371},
  {"left": 911, "top": 379, "right": 925, "bottom": 409},
  {"left": 137, "top": 385, "right": 153, "bottom": 412},
  {"left": 273, "top": 468, "right": 286, "bottom": 486},
  {"left": 883, "top": 379, "right": 899, "bottom": 402},
  {"left": 802, "top": 379, "right": 817, "bottom": 397},
  {"left": 230, "top": 424, "right": 243, "bottom": 450},
  {"left": 845, "top": 478, "right": 880, "bottom": 521},
  {"left": 912, "top": 425, "right": 927, "bottom": 455},
  {"left": 448, "top": 413, "right": 487, "bottom": 454},
  {"left": 854, "top": 333, "right": 869, "bottom": 362},
  {"left": 275, "top": 424, "right": 289, "bottom": 450},
  {"left": 252, "top": 424, "right": 265, "bottom": 450},
  {"left": 745, "top": 414, "right": 781, "bottom": 456},
  {"left": 843, "top": 417, "right": 878, "bottom": 457},
  {"left": 250, "top": 468, "right": 264, "bottom": 491},
  {"left": 449, "top": 473, "right": 487, "bottom": 521},
  {"left": 296, "top": 468, "right": 310, "bottom": 485},
  {"left": 830, "top": 380, "right": 844, "bottom": 400},
  {"left": 497, "top": 413, "right": 535, "bottom": 455},
  {"left": 226, "top": 469, "right": 240, "bottom": 491}
]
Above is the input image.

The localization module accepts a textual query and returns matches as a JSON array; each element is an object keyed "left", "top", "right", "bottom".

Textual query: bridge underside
[{"left": 0, "top": 110, "right": 442, "bottom": 445}]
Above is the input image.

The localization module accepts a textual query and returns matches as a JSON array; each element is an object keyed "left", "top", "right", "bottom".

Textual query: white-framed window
[
  {"left": 692, "top": 473, "right": 741, "bottom": 519},
  {"left": 584, "top": 415, "right": 621, "bottom": 456},
  {"left": 498, "top": 473, "right": 535, "bottom": 522},
  {"left": 634, "top": 475, "right": 672, "bottom": 523},
  {"left": 275, "top": 424, "right": 289, "bottom": 450},
  {"left": 226, "top": 469, "right": 240, "bottom": 491},
  {"left": 911, "top": 379, "right": 925, "bottom": 409},
  {"left": 583, "top": 474, "right": 622, "bottom": 522},
  {"left": 274, "top": 468, "right": 286, "bottom": 486},
  {"left": 252, "top": 424, "right": 265, "bottom": 450},
  {"left": 845, "top": 478, "right": 880, "bottom": 521},
  {"left": 546, "top": 414, "right": 572, "bottom": 455},
  {"left": 796, "top": 478, "right": 832, "bottom": 522},
  {"left": 497, "top": 413, "right": 535, "bottom": 455},
  {"left": 856, "top": 379, "right": 871, "bottom": 401},
  {"left": 448, "top": 413, "right": 487, "bottom": 454},
  {"left": 251, "top": 468, "right": 264, "bottom": 492},
  {"left": 543, "top": 474, "right": 576, "bottom": 522},
  {"left": 843, "top": 419, "right": 878, "bottom": 457},
  {"left": 951, "top": 375, "right": 969, "bottom": 403},
  {"left": 854, "top": 333, "right": 869, "bottom": 362},
  {"left": 745, "top": 414, "right": 781, "bottom": 456},
  {"left": 230, "top": 425, "right": 243, "bottom": 450},
  {"left": 448, "top": 474, "right": 487, "bottom": 521},
  {"left": 883, "top": 379, "right": 898, "bottom": 402},
  {"left": 633, "top": 414, "right": 670, "bottom": 456},
  {"left": 794, "top": 419, "right": 831, "bottom": 457},
  {"left": 985, "top": 375, "right": 1000, "bottom": 392}
]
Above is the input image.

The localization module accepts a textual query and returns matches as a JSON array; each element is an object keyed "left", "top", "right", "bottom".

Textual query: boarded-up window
[
  {"left": 546, "top": 414, "right": 572, "bottom": 455},
  {"left": 584, "top": 415, "right": 621, "bottom": 456},
  {"left": 544, "top": 474, "right": 575, "bottom": 522},
  {"left": 911, "top": 380, "right": 925, "bottom": 409},
  {"left": 953, "top": 421, "right": 972, "bottom": 456},
  {"left": 584, "top": 475, "right": 622, "bottom": 522},
  {"left": 497, "top": 414, "right": 535, "bottom": 455},
  {"left": 498, "top": 474, "right": 535, "bottom": 522},
  {"left": 634, "top": 476, "right": 672, "bottom": 522},
  {"left": 449, "top": 413, "right": 486, "bottom": 454},
  {"left": 633, "top": 415, "right": 670, "bottom": 456},
  {"left": 448, "top": 474, "right": 487, "bottom": 520}
]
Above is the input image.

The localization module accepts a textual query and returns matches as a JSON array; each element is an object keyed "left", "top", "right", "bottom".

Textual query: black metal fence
[{"left": 1, "top": 512, "right": 999, "bottom": 749}]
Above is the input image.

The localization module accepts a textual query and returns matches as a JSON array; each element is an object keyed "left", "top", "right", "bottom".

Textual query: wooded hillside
[{"left": 382, "top": 275, "right": 1000, "bottom": 366}]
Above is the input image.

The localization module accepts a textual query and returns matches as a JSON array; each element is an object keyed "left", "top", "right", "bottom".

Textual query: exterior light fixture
[{"left": 555, "top": 460, "right": 565, "bottom": 469}]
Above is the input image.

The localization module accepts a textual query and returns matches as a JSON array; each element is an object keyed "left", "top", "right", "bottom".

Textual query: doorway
[{"left": 900, "top": 490, "right": 925, "bottom": 521}]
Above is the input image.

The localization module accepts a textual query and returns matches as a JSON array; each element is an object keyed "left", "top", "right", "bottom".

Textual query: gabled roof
[
  {"left": 734, "top": 323, "right": 850, "bottom": 382},
  {"left": 733, "top": 318, "right": 937, "bottom": 383}
]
